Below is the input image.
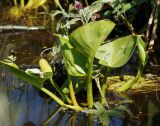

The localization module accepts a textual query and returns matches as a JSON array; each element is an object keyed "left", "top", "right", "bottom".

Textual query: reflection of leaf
[
  {"left": 107, "top": 105, "right": 132, "bottom": 117},
  {"left": 83, "top": 102, "right": 131, "bottom": 126},
  {"left": 95, "top": 35, "right": 137, "bottom": 68},
  {"left": 83, "top": 102, "right": 105, "bottom": 115}
]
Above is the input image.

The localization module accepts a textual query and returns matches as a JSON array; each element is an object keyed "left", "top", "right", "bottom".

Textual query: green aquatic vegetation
[
  {"left": 83, "top": 102, "right": 132, "bottom": 126},
  {"left": 9, "top": 0, "right": 48, "bottom": 20},
  {"left": 95, "top": 35, "right": 147, "bottom": 93},
  {"left": 59, "top": 20, "right": 115, "bottom": 108},
  {"left": 0, "top": 20, "right": 147, "bottom": 111},
  {"left": 51, "top": 0, "right": 114, "bottom": 33},
  {"left": 104, "top": 0, "right": 147, "bottom": 19}
]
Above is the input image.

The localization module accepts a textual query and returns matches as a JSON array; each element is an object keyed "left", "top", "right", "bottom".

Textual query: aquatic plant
[
  {"left": 51, "top": 0, "right": 114, "bottom": 33},
  {"left": 9, "top": 0, "right": 48, "bottom": 20},
  {"left": 0, "top": 19, "right": 147, "bottom": 111}
]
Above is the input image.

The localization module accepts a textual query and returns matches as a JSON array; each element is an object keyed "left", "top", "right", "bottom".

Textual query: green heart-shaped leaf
[
  {"left": 69, "top": 20, "right": 115, "bottom": 59},
  {"left": 95, "top": 35, "right": 137, "bottom": 68}
]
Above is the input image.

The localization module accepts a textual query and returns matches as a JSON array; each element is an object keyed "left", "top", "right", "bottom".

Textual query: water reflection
[
  {"left": 0, "top": 68, "right": 58, "bottom": 126},
  {"left": 0, "top": 31, "right": 55, "bottom": 65}
]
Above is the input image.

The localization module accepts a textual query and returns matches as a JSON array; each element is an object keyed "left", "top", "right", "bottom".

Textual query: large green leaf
[
  {"left": 59, "top": 35, "right": 87, "bottom": 76},
  {"left": 69, "top": 20, "right": 115, "bottom": 59},
  {"left": 95, "top": 35, "right": 137, "bottom": 68},
  {"left": 0, "top": 61, "right": 44, "bottom": 88}
]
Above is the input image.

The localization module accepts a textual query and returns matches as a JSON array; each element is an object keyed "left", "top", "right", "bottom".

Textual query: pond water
[{"left": 0, "top": 31, "right": 160, "bottom": 126}]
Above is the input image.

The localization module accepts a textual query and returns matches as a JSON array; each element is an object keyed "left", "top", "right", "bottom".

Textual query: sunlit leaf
[
  {"left": 69, "top": 20, "right": 115, "bottom": 59},
  {"left": 137, "top": 37, "right": 147, "bottom": 67},
  {"left": 59, "top": 35, "right": 87, "bottom": 76},
  {"left": 95, "top": 35, "right": 137, "bottom": 68}
]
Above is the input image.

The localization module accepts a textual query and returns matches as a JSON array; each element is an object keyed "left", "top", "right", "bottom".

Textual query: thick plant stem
[
  {"left": 40, "top": 87, "right": 83, "bottom": 111},
  {"left": 86, "top": 61, "right": 94, "bottom": 108},
  {"left": 50, "top": 78, "right": 72, "bottom": 104},
  {"left": 68, "top": 74, "right": 81, "bottom": 108}
]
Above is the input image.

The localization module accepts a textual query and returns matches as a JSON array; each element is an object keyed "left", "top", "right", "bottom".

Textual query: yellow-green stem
[
  {"left": 14, "top": 0, "right": 17, "bottom": 6},
  {"left": 20, "top": 0, "right": 24, "bottom": 8},
  {"left": 120, "top": 15, "right": 135, "bottom": 35},
  {"left": 40, "top": 87, "right": 65, "bottom": 106},
  {"left": 86, "top": 61, "right": 94, "bottom": 108},
  {"left": 68, "top": 74, "right": 81, "bottom": 108},
  {"left": 50, "top": 78, "right": 72, "bottom": 104},
  {"left": 40, "top": 87, "right": 82, "bottom": 111}
]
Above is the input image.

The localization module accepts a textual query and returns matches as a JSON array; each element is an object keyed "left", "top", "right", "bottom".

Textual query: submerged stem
[{"left": 42, "top": 106, "right": 63, "bottom": 126}]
